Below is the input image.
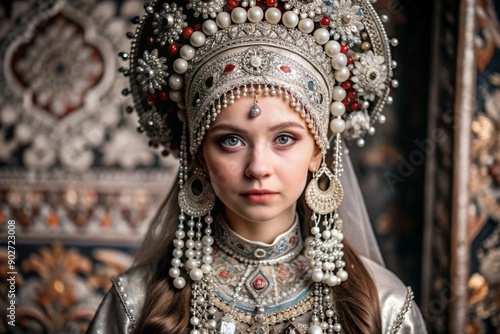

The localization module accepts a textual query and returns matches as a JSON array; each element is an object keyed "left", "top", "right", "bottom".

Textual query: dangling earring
[
  {"left": 305, "top": 136, "right": 348, "bottom": 333},
  {"left": 169, "top": 124, "right": 215, "bottom": 290}
]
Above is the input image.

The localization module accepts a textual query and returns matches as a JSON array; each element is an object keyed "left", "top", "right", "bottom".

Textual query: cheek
[{"left": 205, "top": 156, "right": 241, "bottom": 191}]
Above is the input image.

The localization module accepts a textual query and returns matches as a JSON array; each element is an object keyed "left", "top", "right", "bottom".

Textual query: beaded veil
[{"left": 119, "top": 0, "right": 396, "bottom": 332}]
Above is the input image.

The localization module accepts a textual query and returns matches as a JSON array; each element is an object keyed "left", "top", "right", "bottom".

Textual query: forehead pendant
[{"left": 249, "top": 95, "right": 261, "bottom": 117}]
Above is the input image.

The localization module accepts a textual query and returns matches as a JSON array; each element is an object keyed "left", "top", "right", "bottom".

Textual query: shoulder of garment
[
  {"left": 361, "top": 256, "right": 428, "bottom": 334},
  {"left": 86, "top": 264, "right": 150, "bottom": 334}
]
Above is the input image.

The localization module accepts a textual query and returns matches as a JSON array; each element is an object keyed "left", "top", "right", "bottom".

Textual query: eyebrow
[{"left": 210, "top": 121, "right": 306, "bottom": 133}]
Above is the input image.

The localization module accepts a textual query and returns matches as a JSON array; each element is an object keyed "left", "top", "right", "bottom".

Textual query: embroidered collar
[{"left": 214, "top": 215, "right": 303, "bottom": 264}]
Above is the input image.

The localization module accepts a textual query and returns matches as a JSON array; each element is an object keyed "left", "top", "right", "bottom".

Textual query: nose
[{"left": 245, "top": 146, "right": 272, "bottom": 179}]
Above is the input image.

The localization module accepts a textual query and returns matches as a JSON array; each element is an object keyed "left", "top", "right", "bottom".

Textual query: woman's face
[{"left": 202, "top": 95, "right": 322, "bottom": 233}]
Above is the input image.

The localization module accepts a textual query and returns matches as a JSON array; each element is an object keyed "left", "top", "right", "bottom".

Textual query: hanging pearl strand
[{"left": 170, "top": 124, "right": 188, "bottom": 289}]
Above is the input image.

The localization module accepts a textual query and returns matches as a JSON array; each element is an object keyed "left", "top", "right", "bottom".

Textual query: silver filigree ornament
[
  {"left": 138, "top": 109, "right": 170, "bottom": 147},
  {"left": 186, "top": 0, "right": 226, "bottom": 19},
  {"left": 283, "top": 0, "right": 327, "bottom": 18},
  {"left": 152, "top": 2, "right": 187, "bottom": 46},
  {"left": 351, "top": 50, "right": 388, "bottom": 101},
  {"left": 329, "top": 0, "right": 364, "bottom": 41},
  {"left": 136, "top": 49, "right": 169, "bottom": 93},
  {"left": 241, "top": 47, "right": 273, "bottom": 76}
]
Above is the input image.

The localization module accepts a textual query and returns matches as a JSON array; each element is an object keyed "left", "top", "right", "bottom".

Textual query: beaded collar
[{"left": 214, "top": 214, "right": 303, "bottom": 264}]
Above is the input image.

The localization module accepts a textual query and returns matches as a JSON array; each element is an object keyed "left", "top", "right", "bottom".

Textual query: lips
[{"left": 241, "top": 189, "right": 278, "bottom": 203}]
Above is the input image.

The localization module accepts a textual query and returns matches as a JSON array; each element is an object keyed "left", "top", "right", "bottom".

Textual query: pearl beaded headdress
[{"left": 121, "top": 0, "right": 396, "bottom": 155}]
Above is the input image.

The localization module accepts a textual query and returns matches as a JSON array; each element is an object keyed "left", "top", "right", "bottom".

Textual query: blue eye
[
  {"left": 221, "top": 135, "right": 243, "bottom": 148},
  {"left": 275, "top": 134, "right": 296, "bottom": 146}
]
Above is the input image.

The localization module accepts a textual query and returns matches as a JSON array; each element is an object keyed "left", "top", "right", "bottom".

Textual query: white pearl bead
[
  {"left": 330, "top": 101, "right": 346, "bottom": 116},
  {"left": 231, "top": 7, "right": 247, "bottom": 23},
  {"left": 333, "top": 323, "right": 342, "bottom": 332},
  {"left": 190, "top": 316, "right": 200, "bottom": 326},
  {"left": 325, "top": 40, "right": 341, "bottom": 57},
  {"left": 172, "top": 249, "right": 183, "bottom": 258},
  {"left": 312, "top": 270, "right": 324, "bottom": 282},
  {"left": 322, "top": 229, "right": 331, "bottom": 239},
  {"left": 173, "top": 276, "right": 186, "bottom": 289},
  {"left": 185, "top": 249, "right": 195, "bottom": 258},
  {"left": 307, "top": 324, "right": 323, "bottom": 334},
  {"left": 190, "top": 31, "right": 206, "bottom": 47},
  {"left": 326, "top": 274, "right": 340, "bottom": 286},
  {"left": 202, "top": 254, "right": 213, "bottom": 264},
  {"left": 186, "top": 239, "right": 195, "bottom": 248},
  {"left": 202, "top": 19, "right": 218, "bottom": 36},
  {"left": 357, "top": 138, "right": 365, "bottom": 147},
  {"left": 168, "top": 74, "right": 184, "bottom": 90},
  {"left": 330, "top": 118, "right": 345, "bottom": 133},
  {"left": 169, "top": 90, "right": 183, "bottom": 103},
  {"left": 180, "top": 45, "right": 195, "bottom": 60},
  {"left": 298, "top": 18, "right": 314, "bottom": 33},
  {"left": 334, "top": 67, "right": 350, "bottom": 82},
  {"left": 322, "top": 262, "right": 334, "bottom": 271},
  {"left": 247, "top": 6, "right": 264, "bottom": 23},
  {"left": 380, "top": 14, "right": 389, "bottom": 23},
  {"left": 173, "top": 239, "right": 184, "bottom": 248},
  {"left": 186, "top": 258, "right": 198, "bottom": 269},
  {"left": 368, "top": 126, "right": 376, "bottom": 135},
  {"left": 190, "top": 268, "right": 203, "bottom": 281},
  {"left": 326, "top": 309, "right": 334, "bottom": 317},
  {"left": 391, "top": 79, "right": 399, "bottom": 88},
  {"left": 190, "top": 330, "right": 200, "bottom": 334},
  {"left": 379, "top": 114, "right": 386, "bottom": 124},
  {"left": 201, "top": 263, "right": 212, "bottom": 274},
  {"left": 387, "top": 96, "right": 394, "bottom": 105},
  {"left": 337, "top": 269, "right": 349, "bottom": 281},
  {"left": 313, "top": 28, "right": 330, "bottom": 45},
  {"left": 175, "top": 230, "right": 185, "bottom": 239},
  {"left": 265, "top": 8, "right": 281, "bottom": 24},
  {"left": 173, "top": 58, "right": 188, "bottom": 74},
  {"left": 331, "top": 53, "right": 347, "bottom": 70},
  {"left": 321, "top": 322, "right": 329, "bottom": 330},
  {"left": 171, "top": 258, "right": 181, "bottom": 267},
  {"left": 311, "top": 226, "right": 320, "bottom": 235},
  {"left": 282, "top": 11, "right": 299, "bottom": 28},
  {"left": 202, "top": 235, "right": 214, "bottom": 245},
  {"left": 216, "top": 11, "right": 231, "bottom": 28},
  {"left": 332, "top": 86, "right": 346, "bottom": 101},
  {"left": 391, "top": 38, "right": 399, "bottom": 47},
  {"left": 169, "top": 267, "right": 180, "bottom": 278}
]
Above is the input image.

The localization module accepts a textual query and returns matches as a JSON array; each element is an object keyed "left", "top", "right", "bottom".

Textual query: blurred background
[{"left": 0, "top": 0, "right": 498, "bottom": 333}]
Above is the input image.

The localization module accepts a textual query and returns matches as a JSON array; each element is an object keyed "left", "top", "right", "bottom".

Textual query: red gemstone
[
  {"left": 347, "top": 89, "right": 357, "bottom": 99},
  {"left": 320, "top": 17, "right": 330, "bottom": 27},
  {"left": 280, "top": 65, "right": 291, "bottom": 73},
  {"left": 168, "top": 44, "right": 178, "bottom": 55},
  {"left": 226, "top": 0, "right": 238, "bottom": 10},
  {"left": 347, "top": 56, "right": 354, "bottom": 64},
  {"left": 266, "top": 0, "right": 276, "bottom": 7},
  {"left": 147, "top": 93, "right": 158, "bottom": 105},
  {"left": 349, "top": 101, "right": 360, "bottom": 111},
  {"left": 252, "top": 277, "right": 267, "bottom": 290},
  {"left": 183, "top": 27, "right": 194, "bottom": 39},
  {"left": 159, "top": 91, "right": 168, "bottom": 100},
  {"left": 342, "top": 97, "right": 350, "bottom": 106},
  {"left": 223, "top": 64, "right": 236, "bottom": 73},
  {"left": 341, "top": 81, "right": 352, "bottom": 90},
  {"left": 194, "top": 24, "right": 202, "bottom": 31},
  {"left": 340, "top": 44, "right": 350, "bottom": 54}
]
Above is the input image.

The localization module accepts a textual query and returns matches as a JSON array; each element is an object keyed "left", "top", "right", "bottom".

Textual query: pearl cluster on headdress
[{"left": 122, "top": 0, "right": 397, "bottom": 156}]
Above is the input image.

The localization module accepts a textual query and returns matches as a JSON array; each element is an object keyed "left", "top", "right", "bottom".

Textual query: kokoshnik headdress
[{"left": 120, "top": 0, "right": 396, "bottom": 333}]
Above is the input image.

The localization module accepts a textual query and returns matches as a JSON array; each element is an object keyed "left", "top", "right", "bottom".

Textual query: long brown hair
[{"left": 134, "top": 167, "right": 382, "bottom": 333}]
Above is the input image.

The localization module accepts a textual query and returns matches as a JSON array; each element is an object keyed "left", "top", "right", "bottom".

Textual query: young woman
[{"left": 87, "top": 0, "right": 427, "bottom": 333}]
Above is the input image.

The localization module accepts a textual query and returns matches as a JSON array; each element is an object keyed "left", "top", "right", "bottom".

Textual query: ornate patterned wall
[
  {"left": 0, "top": 1, "right": 177, "bottom": 333},
  {"left": 467, "top": 0, "right": 500, "bottom": 332}
]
